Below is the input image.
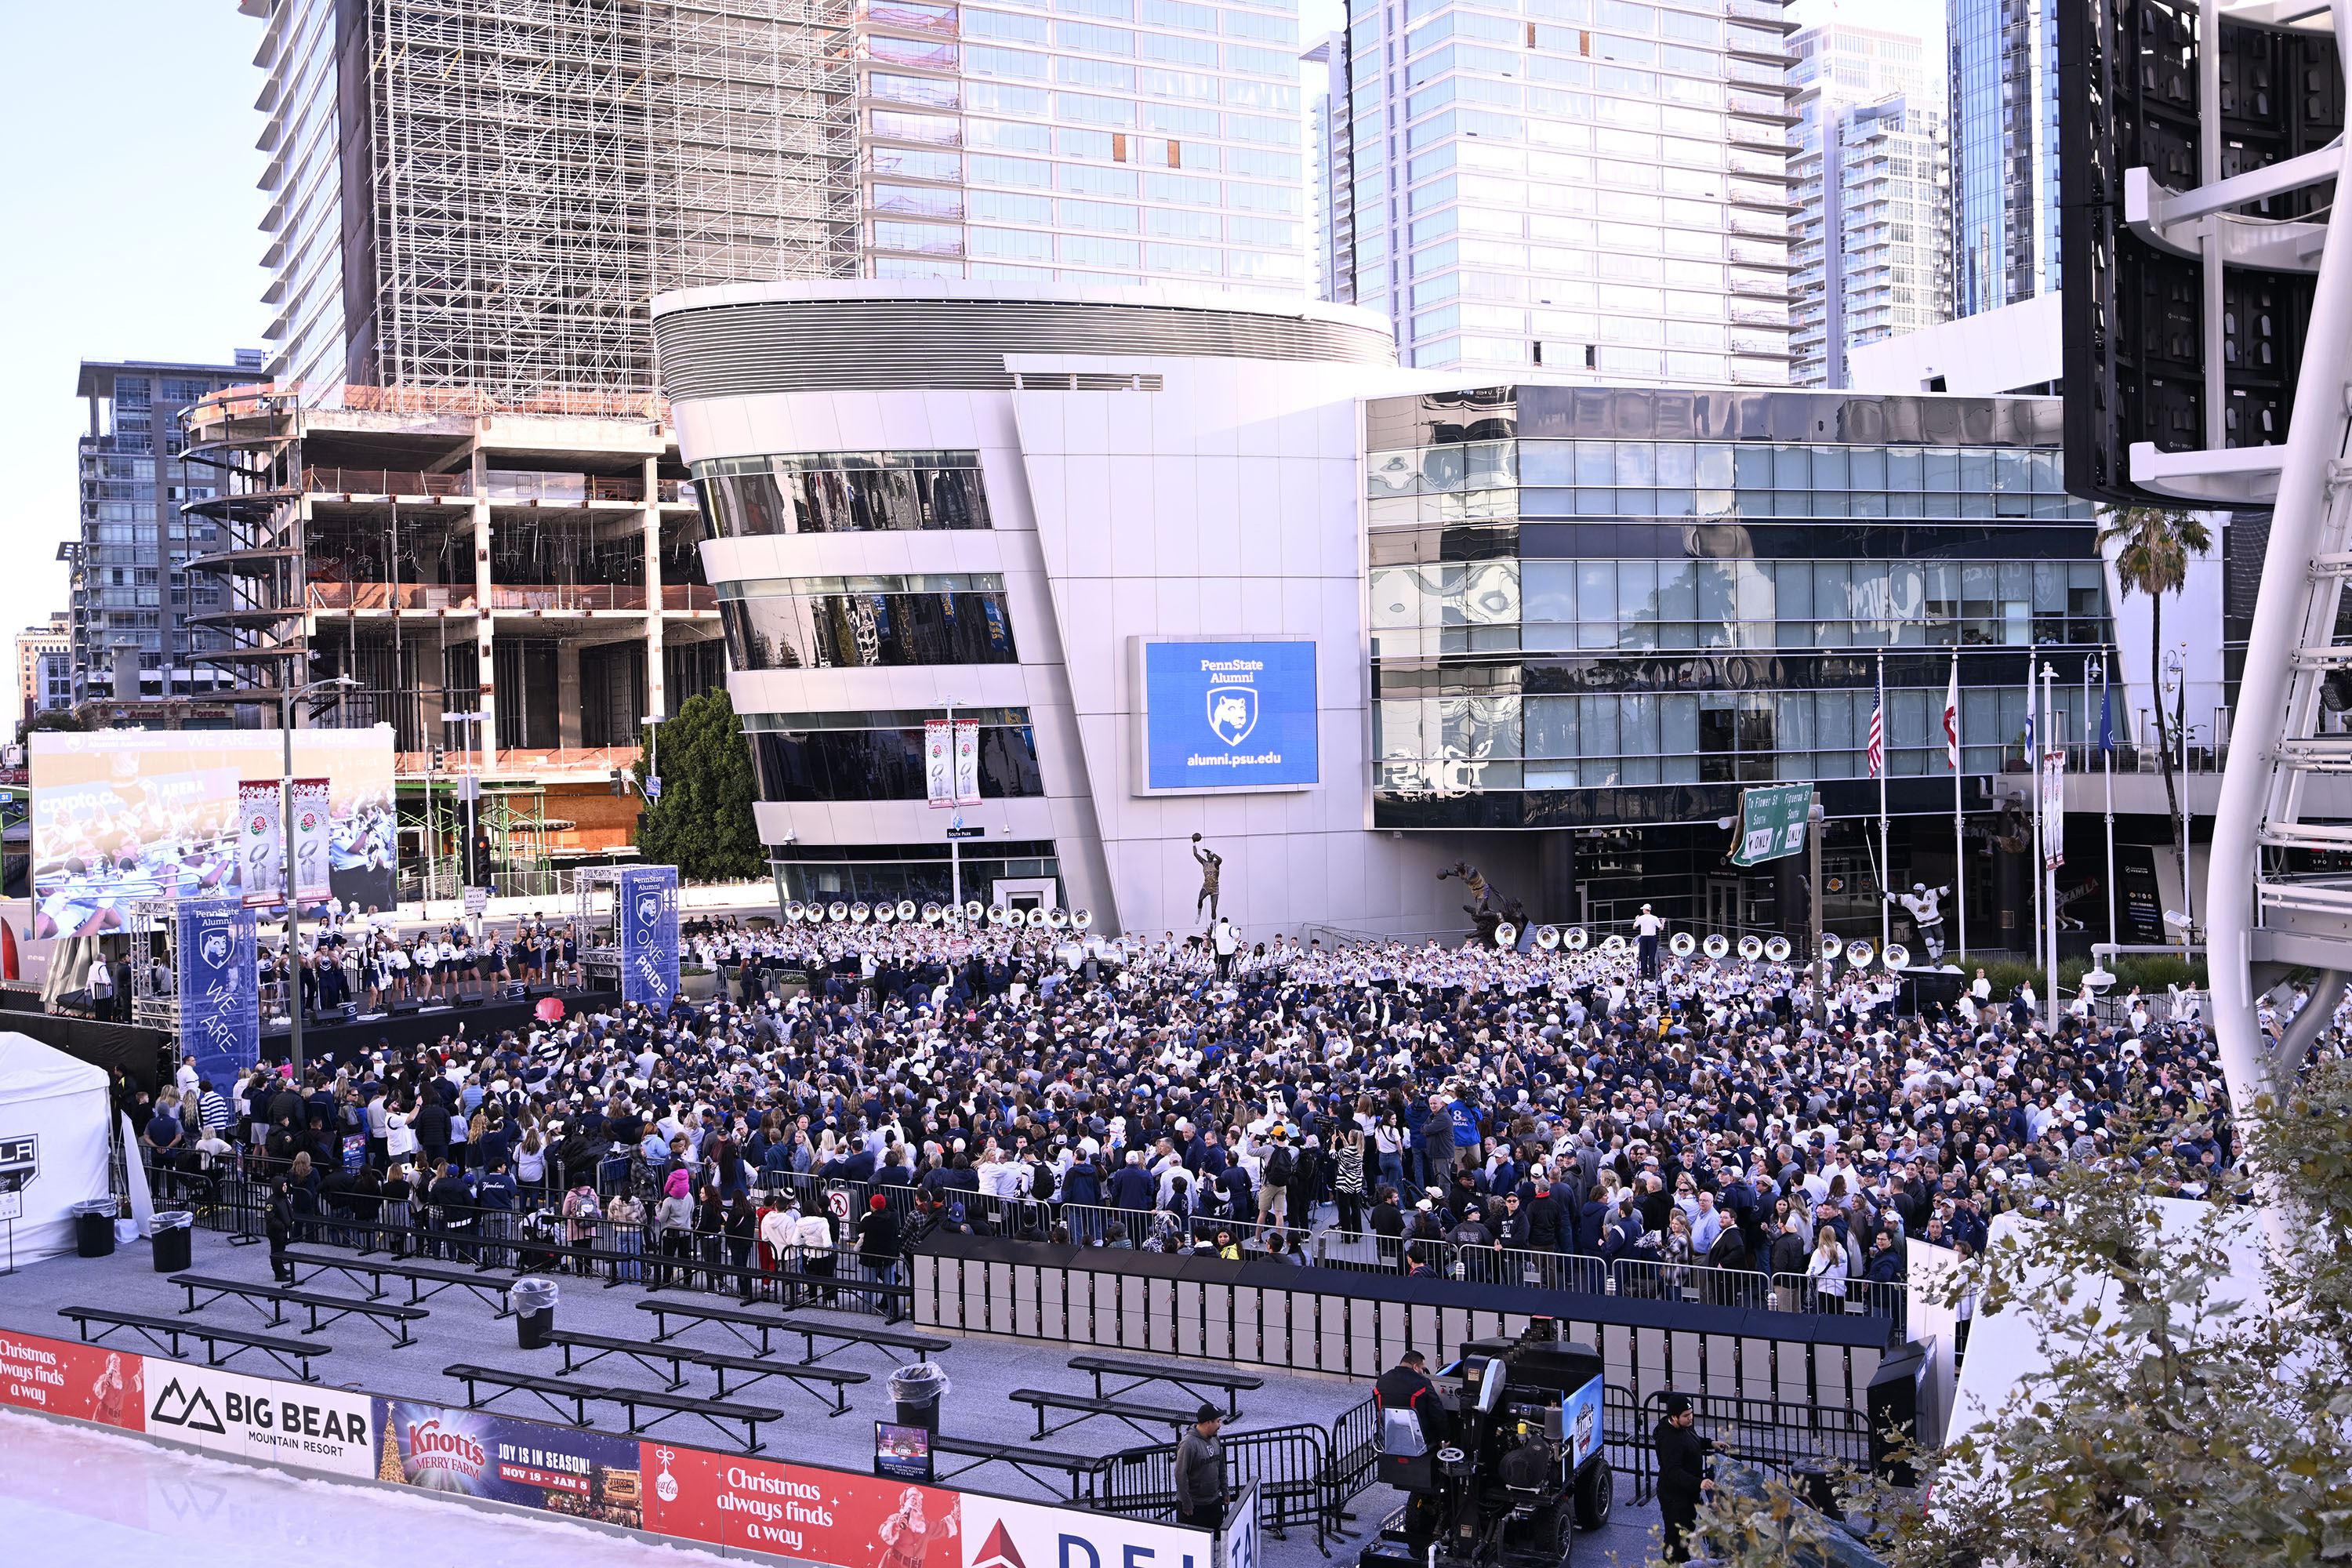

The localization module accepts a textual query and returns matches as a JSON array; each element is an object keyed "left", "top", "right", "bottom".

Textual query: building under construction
[
  {"left": 248, "top": 0, "right": 857, "bottom": 399},
  {"left": 177, "top": 382, "right": 725, "bottom": 884}
]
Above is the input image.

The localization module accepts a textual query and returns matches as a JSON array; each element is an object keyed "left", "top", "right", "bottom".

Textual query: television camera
[{"left": 1362, "top": 1321, "right": 1613, "bottom": 1568}]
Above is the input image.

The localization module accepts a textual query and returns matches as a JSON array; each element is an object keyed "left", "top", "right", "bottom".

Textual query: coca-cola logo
[{"left": 407, "top": 1420, "right": 485, "bottom": 1475}]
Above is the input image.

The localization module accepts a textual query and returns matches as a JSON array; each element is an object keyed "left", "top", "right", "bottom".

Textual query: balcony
[
  {"left": 299, "top": 467, "right": 695, "bottom": 504},
  {"left": 304, "top": 583, "right": 717, "bottom": 613}
]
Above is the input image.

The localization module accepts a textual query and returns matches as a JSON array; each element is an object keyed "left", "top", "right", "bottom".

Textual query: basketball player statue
[
  {"left": 1888, "top": 881, "right": 1954, "bottom": 962},
  {"left": 1192, "top": 834, "right": 1224, "bottom": 924}
]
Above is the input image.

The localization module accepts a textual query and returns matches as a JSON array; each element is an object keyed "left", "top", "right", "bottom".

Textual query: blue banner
[
  {"left": 616, "top": 865, "right": 679, "bottom": 1007},
  {"left": 177, "top": 896, "right": 259, "bottom": 1088},
  {"left": 1142, "top": 638, "right": 1319, "bottom": 791}
]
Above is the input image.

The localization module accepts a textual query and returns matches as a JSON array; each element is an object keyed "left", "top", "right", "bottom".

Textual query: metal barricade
[
  {"left": 1602, "top": 1383, "right": 1653, "bottom": 1503},
  {"left": 1610, "top": 1256, "right": 1769, "bottom": 1307},
  {"left": 1094, "top": 1421, "right": 1341, "bottom": 1551},
  {"left": 1771, "top": 1272, "right": 1907, "bottom": 1332},
  {"left": 1481, "top": 1245, "right": 1608, "bottom": 1294},
  {"left": 1312, "top": 1232, "right": 1457, "bottom": 1276},
  {"left": 1639, "top": 1388, "right": 1872, "bottom": 1488}
]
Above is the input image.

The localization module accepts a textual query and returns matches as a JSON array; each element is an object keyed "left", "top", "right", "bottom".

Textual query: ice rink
[{"left": 0, "top": 1408, "right": 725, "bottom": 1567}]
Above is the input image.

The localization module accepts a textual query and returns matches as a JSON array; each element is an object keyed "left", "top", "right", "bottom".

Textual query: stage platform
[{"left": 260, "top": 986, "right": 620, "bottom": 1066}]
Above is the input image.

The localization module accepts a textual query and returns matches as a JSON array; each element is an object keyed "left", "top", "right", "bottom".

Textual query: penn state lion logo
[
  {"left": 1207, "top": 685, "right": 1258, "bottom": 747},
  {"left": 200, "top": 931, "right": 230, "bottom": 967},
  {"left": 635, "top": 892, "right": 662, "bottom": 928}
]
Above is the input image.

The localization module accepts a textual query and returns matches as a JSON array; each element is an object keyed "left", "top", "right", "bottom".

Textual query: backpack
[{"left": 1266, "top": 1145, "right": 1295, "bottom": 1187}]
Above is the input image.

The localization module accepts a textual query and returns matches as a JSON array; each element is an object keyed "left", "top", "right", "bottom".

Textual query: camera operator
[{"left": 1653, "top": 1392, "right": 1719, "bottom": 1563}]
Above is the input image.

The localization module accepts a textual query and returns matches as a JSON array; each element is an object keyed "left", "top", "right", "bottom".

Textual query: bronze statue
[
  {"left": 1438, "top": 861, "right": 1493, "bottom": 914},
  {"left": 1440, "top": 861, "right": 1519, "bottom": 943},
  {"left": 1192, "top": 833, "right": 1223, "bottom": 924}
]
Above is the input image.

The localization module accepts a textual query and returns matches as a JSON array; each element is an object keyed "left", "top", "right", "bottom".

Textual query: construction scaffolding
[{"left": 360, "top": 0, "right": 861, "bottom": 398}]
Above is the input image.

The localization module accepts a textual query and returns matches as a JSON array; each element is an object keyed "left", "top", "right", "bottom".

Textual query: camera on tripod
[{"left": 1362, "top": 1319, "right": 1613, "bottom": 1568}]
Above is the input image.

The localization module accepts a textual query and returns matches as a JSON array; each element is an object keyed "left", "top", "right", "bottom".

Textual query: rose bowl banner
[
  {"left": 290, "top": 777, "right": 331, "bottom": 902},
  {"left": 0, "top": 1327, "right": 143, "bottom": 1431},
  {"left": 926, "top": 720, "right": 953, "bottom": 808},
  {"left": 617, "top": 863, "right": 680, "bottom": 1007},
  {"left": 177, "top": 895, "right": 259, "bottom": 1090},
  {"left": 238, "top": 780, "right": 282, "bottom": 908}
]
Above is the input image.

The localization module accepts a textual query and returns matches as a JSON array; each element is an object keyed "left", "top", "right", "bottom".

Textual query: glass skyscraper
[
  {"left": 1788, "top": 20, "right": 1951, "bottom": 387},
  {"left": 1365, "top": 383, "right": 2106, "bottom": 938},
  {"left": 1335, "top": 0, "right": 1802, "bottom": 381},
  {"left": 1946, "top": 0, "right": 2057, "bottom": 317}
]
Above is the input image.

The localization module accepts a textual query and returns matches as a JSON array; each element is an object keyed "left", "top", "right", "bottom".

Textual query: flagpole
[
  {"left": 2102, "top": 653, "right": 2116, "bottom": 951},
  {"left": 1951, "top": 650, "right": 1965, "bottom": 965},
  {"left": 2028, "top": 674, "right": 2042, "bottom": 1000},
  {"left": 1878, "top": 651, "right": 1890, "bottom": 951}
]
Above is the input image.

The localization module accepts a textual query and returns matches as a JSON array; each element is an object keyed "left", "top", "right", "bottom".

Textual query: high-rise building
[
  {"left": 1331, "top": 0, "right": 1802, "bottom": 382},
  {"left": 1788, "top": 20, "right": 1950, "bottom": 387},
  {"left": 242, "top": 0, "right": 1310, "bottom": 401},
  {"left": 1947, "top": 0, "right": 2057, "bottom": 317},
  {"left": 1305, "top": 33, "right": 1354, "bottom": 303},
  {"left": 14, "top": 613, "right": 71, "bottom": 721},
  {"left": 65, "top": 354, "right": 265, "bottom": 719}
]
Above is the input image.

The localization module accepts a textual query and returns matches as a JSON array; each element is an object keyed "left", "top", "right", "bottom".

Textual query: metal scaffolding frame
[{"left": 361, "top": 0, "right": 860, "bottom": 398}]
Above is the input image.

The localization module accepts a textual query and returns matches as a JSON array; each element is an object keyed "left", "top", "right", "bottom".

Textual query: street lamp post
[
  {"left": 281, "top": 675, "right": 358, "bottom": 1083},
  {"left": 2163, "top": 648, "right": 2191, "bottom": 948},
  {"left": 442, "top": 710, "right": 488, "bottom": 924},
  {"left": 2086, "top": 652, "right": 2115, "bottom": 953},
  {"left": 640, "top": 714, "right": 666, "bottom": 795},
  {"left": 1808, "top": 800, "right": 1827, "bottom": 1026}
]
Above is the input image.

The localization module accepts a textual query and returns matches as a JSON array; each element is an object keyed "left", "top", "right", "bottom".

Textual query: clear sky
[
  {"left": 0, "top": 0, "right": 1947, "bottom": 728},
  {"left": 0, "top": 2, "right": 269, "bottom": 727}
]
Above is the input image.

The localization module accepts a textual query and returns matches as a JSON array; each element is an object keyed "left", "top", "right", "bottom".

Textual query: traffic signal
[
  {"left": 463, "top": 824, "right": 494, "bottom": 885},
  {"left": 611, "top": 768, "right": 627, "bottom": 796},
  {"left": 2059, "top": 0, "right": 2339, "bottom": 504},
  {"left": 430, "top": 745, "right": 447, "bottom": 771}
]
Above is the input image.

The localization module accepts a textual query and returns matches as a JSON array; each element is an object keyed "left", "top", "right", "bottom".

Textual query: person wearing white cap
[{"left": 1635, "top": 903, "right": 1664, "bottom": 982}]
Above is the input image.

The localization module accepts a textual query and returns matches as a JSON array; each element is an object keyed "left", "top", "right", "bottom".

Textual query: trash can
[
  {"left": 73, "top": 1200, "right": 118, "bottom": 1259},
  {"left": 887, "top": 1361, "right": 951, "bottom": 1434},
  {"left": 511, "top": 1276, "right": 559, "bottom": 1349},
  {"left": 151, "top": 1211, "right": 195, "bottom": 1273}
]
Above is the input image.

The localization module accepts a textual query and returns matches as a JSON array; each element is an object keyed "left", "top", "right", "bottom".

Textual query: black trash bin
[
  {"left": 73, "top": 1200, "right": 118, "bottom": 1258},
  {"left": 511, "top": 1276, "right": 559, "bottom": 1349},
  {"left": 887, "top": 1361, "right": 950, "bottom": 1433},
  {"left": 151, "top": 1211, "right": 195, "bottom": 1273}
]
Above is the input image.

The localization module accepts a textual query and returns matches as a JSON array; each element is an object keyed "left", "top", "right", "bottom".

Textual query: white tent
[{"left": 0, "top": 1032, "right": 114, "bottom": 1262}]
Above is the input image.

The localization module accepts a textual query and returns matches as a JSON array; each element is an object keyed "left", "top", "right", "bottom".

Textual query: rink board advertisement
[
  {"left": 382, "top": 1399, "right": 644, "bottom": 1528},
  {"left": 0, "top": 1327, "right": 143, "bottom": 1430},
  {"left": 28, "top": 728, "right": 398, "bottom": 936},
  {"left": 144, "top": 1362, "right": 376, "bottom": 1476},
  {"left": 0, "top": 1328, "right": 1213, "bottom": 1568},
  {"left": 1134, "top": 636, "right": 1319, "bottom": 793}
]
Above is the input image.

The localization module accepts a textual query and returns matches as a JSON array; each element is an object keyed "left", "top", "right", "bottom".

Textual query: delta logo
[
  {"left": 404, "top": 1417, "right": 487, "bottom": 1484},
  {"left": 970, "top": 1515, "right": 1199, "bottom": 1568}
]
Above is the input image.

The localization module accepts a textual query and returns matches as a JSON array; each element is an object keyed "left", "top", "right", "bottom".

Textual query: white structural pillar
[
  {"left": 2207, "top": 0, "right": 2352, "bottom": 1238},
  {"left": 471, "top": 440, "right": 497, "bottom": 746},
  {"left": 643, "top": 454, "right": 666, "bottom": 723}
]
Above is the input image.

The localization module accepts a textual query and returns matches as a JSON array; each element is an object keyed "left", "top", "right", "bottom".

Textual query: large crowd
[{"left": 125, "top": 912, "right": 2332, "bottom": 1316}]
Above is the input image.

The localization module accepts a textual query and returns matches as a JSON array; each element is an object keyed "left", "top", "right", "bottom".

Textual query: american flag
[{"left": 1866, "top": 694, "right": 1885, "bottom": 778}]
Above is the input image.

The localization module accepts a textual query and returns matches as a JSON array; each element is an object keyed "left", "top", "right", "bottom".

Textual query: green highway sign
[{"left": 1730, "top": 782, "right": 1814, "bottom": 867}]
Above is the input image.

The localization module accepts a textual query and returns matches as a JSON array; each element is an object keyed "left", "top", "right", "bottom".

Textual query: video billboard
[
  {"left": 30, "top": 728, "right": 397, "bottom": 936},
  {"left": 1136, "top": 637, "right": 1319, "bottom": 793}
]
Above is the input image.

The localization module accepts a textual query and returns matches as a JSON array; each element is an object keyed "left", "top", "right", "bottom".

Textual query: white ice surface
[{"left": 0, "top": 1406, "right": 727, "bottom": 1566}]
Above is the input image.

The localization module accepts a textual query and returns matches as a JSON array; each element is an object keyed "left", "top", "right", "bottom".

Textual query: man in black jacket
[{"left": 1653, "top": 1392, "right": 1717, "bottom": 1562}]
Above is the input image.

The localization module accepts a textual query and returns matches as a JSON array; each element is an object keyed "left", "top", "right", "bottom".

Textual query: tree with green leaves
[
  {"left": 1675, "top": 1058, "right": 2352, "bottom": 1568},
  {"left": 2097, "top": 505, "right": 2214, "bottom": 876},
  {"left": 632, "top": 686, "right": 765, "bottom": 883}
]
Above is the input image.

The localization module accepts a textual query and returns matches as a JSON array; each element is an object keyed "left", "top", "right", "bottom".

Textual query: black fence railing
[
  {"left": 1098, "top": 1420, "right": 1343, "bottom": 1553},
  {"left": 1644, "top": 1388, "right": 1874, "bottom": 1497}
]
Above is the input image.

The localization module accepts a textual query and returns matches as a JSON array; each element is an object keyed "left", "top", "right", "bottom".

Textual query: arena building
[{"left": 652, "top": 282, "right": 2111, "bottom": 946}]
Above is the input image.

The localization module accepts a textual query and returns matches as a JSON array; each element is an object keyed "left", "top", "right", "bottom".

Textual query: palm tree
[{"left": 2097, "top": 504, "right": 2213, "bottom": 862}]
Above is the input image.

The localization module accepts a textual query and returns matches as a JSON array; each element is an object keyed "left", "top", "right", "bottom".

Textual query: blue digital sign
[{"left": 1142, "top": 639, "right": 1319, "bottom": 791}]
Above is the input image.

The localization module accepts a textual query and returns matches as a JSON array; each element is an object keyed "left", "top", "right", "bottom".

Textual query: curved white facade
[{"left": 654, "top": 281, "right": 1468, "bottom": 938}]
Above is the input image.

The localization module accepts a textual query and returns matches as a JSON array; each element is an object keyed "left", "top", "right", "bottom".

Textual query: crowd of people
[{"left": 125, "top": 909, "right": 2323, "bottom": 1318}]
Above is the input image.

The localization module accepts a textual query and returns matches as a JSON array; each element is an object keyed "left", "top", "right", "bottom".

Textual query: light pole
[
  {"left": 2041, "top": 659, "right": 2060, "bottom": 1025},
  {"left": 281, "top": 674, "right": 358, "bottom": 1082},
  {"left": 441, "top": 710, "right": 488, "bottom": 919},
  {"left": 1808, "top": 799, "right": 1827, "bottom": 1027},
  {"left": 640, "top": 714, "right": 666, "bottom": 795},
  {"left": 2086, "top": 652, "right": 2115, "bottom": 953},
  {"left": 2163, "top": 648, "right": 2190, "bottom": 948}
]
